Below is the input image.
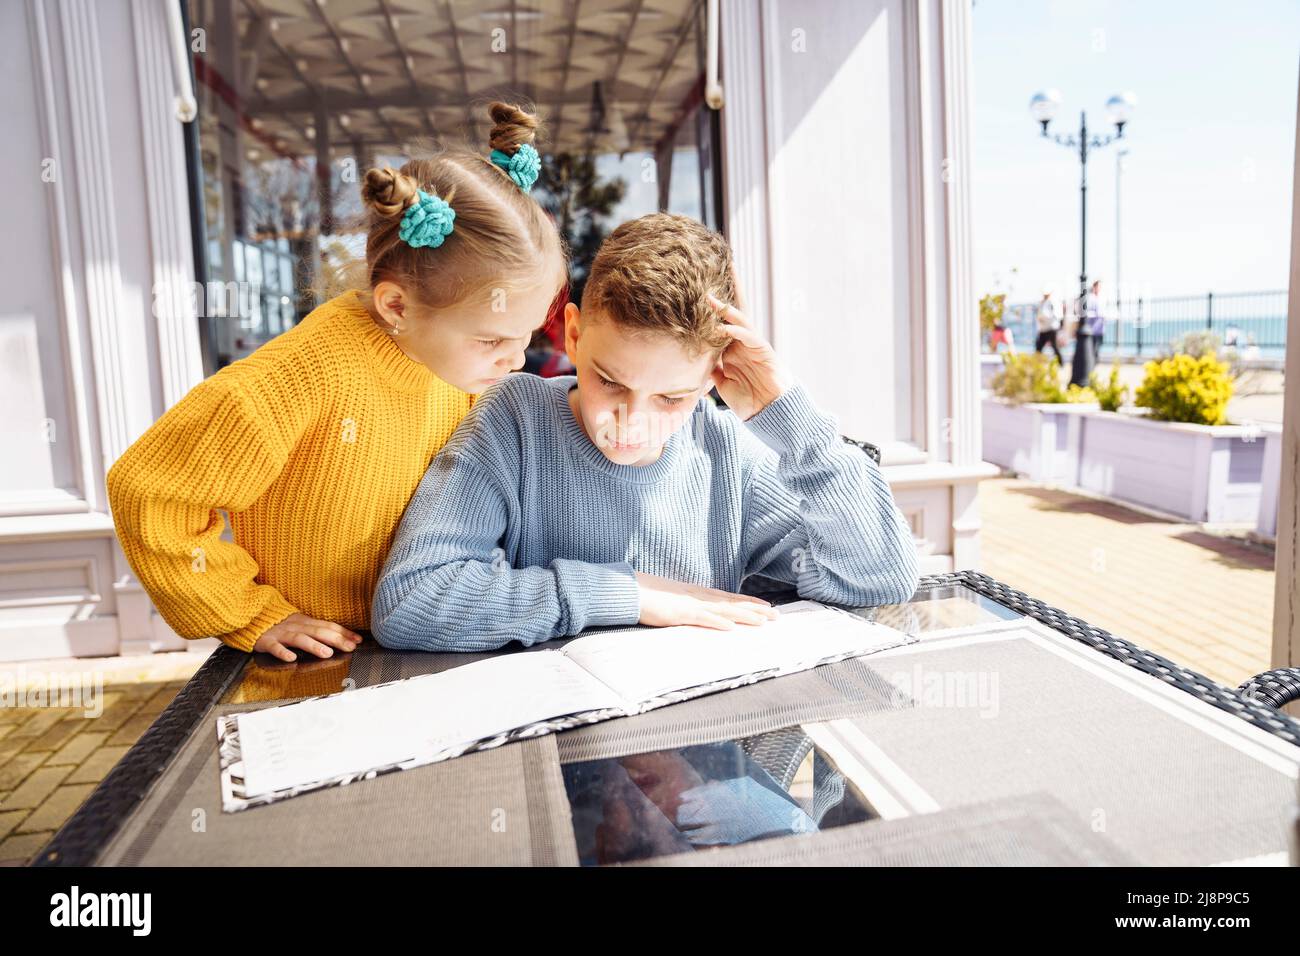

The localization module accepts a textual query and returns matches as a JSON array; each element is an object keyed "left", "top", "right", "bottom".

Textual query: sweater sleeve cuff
[
  {"left": 743, "top": 383, "right": 836, "bottom": 456},
  {"left": 553, "top": 560, "right": 641, "bottom": 631},
  {"left": 218, "top": 592, "right": 300, "bottom": 653}
]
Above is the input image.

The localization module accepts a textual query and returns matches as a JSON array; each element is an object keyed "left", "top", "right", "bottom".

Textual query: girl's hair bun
[
  {"left": 362, "top": 166, "right": 419, "bottom": 217},
  {"left": 487, "top": 101, "right": 540, "bottom": 155}
]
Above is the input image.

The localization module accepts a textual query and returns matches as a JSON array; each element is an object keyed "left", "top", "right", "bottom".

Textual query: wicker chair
[
  {"left": 841, "top": 435, "right": 882, "bottom": 464},
  {"left": 1238, "top": 667, "right": 1300, "bottom": 710},
  {"left": 738, "top": 726, "right": 848, "bottom": 826}
]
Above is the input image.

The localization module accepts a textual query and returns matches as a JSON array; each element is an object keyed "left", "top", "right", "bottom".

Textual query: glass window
[
  {"left": 247, "top": 285, "right": 263, "bottom": 332},
  {"left": 261, "top": 246, "right": 278, "bottom": 292},
  {"left": 187, "top": 0, "right": 719, "bottom": 374}
]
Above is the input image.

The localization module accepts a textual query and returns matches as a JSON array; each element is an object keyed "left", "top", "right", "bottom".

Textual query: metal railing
[{"left": 1002, "top": 289, "right": 1288, "bottom": 360}]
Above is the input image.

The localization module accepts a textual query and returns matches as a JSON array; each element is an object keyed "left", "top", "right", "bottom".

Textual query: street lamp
[
  {"left": 1116, "top": 148, "right": 1129, "bottom": 307},
  {"left": 1030, "top": 89, "right": 1137, "bottom": 377},
  {"left": 1030, "top": 89, "right": 1136, "bottom": 303}
]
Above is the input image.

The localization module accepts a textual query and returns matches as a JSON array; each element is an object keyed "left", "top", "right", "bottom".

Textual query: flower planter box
[
  {"left": 982, "top": 397, "right": 1278, "bottom": 525},
  {"left": 1075, "top": 410, "right": 1275, "bottom": 524},
  {"left": 1256, "top": 428, "right": 1285, "bottom": 540},
  {"left": 980, "top": 354, "right": 1003, "bottom": 390},
  {"left": 981, "top": 397, "right": 1093, "bottom": 484}
]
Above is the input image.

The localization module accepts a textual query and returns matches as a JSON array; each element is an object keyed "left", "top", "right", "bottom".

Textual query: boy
[{"left": 372, "top": 213, "right": 919, "bottom": 652}]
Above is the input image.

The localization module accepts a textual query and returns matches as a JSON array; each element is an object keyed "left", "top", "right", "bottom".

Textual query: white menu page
[
  {"left": 561, "top": 601, "right": 902, "bottom": 702},
  {"left": 235, "top": 650, "right": 627, "bottom": 796},
  {"left": 231, "top": 600, "right": 905, "bottom": 800}
]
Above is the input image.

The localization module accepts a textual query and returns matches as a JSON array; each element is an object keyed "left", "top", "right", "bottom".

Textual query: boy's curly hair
[{"left": 582, "top": 212, "right": 737, "bottom": 355}]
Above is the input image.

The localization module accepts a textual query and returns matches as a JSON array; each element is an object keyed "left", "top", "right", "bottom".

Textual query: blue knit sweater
[{"left": 371, "top": 373, "right": 919, "bottom": 652}]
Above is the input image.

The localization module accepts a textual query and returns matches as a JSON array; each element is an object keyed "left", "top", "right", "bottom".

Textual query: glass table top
[
  {"left": 220, "top": 581, "right": 1029, "bottom": 705},
  {"left": 550, "top": 585, "right": 1029, "bottom": 865},
  {"left": 854, "top": 582, "right": 1024, "bottom": 634},
  {"left": 124, "top": 578, "right": 1298, "bottom": 868},
  {"left": 207, "top": 581, "right": 1038, "bottom": 864}
]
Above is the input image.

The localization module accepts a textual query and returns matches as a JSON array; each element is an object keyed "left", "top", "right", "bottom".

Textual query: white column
[
  {"left": 937, "top": 0, "right": 981, "bottom": 470},
  {"left": 1270, "top": 70, "right": 1300, "bottom": 713},
  {"left": 718, "top": 0, "right": 773, "bottom": 340},
  {"left": 715, "top": 0, "right": 995, "bottom": 575},
  {"left": 0, "top": 0, "right": 208, "bottom": 660}
]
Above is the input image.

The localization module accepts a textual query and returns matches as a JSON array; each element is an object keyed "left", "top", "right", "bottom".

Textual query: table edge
[
  {"left": 30, "top": 644, "right": 248, "bottom": 867},
  {"left": 935, "top": 570, "right": 1300, "bottom": 749}
]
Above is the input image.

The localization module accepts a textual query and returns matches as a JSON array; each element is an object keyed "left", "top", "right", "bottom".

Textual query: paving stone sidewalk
[
  {"left": 0, "top": 652, "right": 207, "bottom": 865},
  {"left": 977, "top": 475, "right": 1276, "bottom": 689}
]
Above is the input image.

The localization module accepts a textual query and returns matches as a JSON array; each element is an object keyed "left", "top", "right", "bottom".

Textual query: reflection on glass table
[
  {"left": 853, "top": 582, "right": 1025, "bottom": 637},
  {"left": 561, "top": 727, "right": 874, "bottom": 866}
]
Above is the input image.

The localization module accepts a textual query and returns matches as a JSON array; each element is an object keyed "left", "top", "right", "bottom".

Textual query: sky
[{"left": 971, "top": 0, "right": 1299, "bottom": 303}]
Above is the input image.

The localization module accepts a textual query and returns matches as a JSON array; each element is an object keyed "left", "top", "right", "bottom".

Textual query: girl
[{"left": 107, "top": 102, "right": 567, "bottom": 662}]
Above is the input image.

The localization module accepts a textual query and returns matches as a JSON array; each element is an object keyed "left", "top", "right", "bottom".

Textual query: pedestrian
[
  {"left": 1034, "top": 289, "right": 1063, "bottom": 365},
  {"left": 1071, "top": 279, "right": 1104, "bottom": 387},
  {"left": 990, "top": 308, "right": 1018, "bottom": 353}
]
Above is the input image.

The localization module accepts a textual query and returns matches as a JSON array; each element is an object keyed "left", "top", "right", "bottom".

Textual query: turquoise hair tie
[
  {"left": 490, "top": 143, "right": 541, "bottom": 192},
  {"left": 398, "top": 190, "right": 456, "bottom": 249}
]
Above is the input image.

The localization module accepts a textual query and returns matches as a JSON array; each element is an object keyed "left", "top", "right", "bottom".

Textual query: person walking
[
  {"left": 1071, "top": 279, "right": 1104, "bottom": 387},
  {"left": 989, "top": 307, "right": 1017, "bottom": 353},
  {"left": 1034, "top": 289, "right": 1063, "bottom": 365}
]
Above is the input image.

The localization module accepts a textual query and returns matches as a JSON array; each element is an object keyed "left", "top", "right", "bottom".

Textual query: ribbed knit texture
[
  {"left": 372, "top": 373, "right": 920, "bottom": 652},
  {"left": 106, "top": 290, "right": 475, "bottom": 652}
]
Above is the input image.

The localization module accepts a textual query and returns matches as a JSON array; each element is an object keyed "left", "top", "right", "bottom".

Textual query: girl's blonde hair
[{"left": 359, "top": 102, "right": 567, "bottom": 314}]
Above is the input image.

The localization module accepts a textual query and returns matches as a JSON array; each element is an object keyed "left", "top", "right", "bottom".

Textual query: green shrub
[
  {"left": 1133, "top": 353, "right": 1233, "bottom": 425},
  {"left": 1162, "top": 329, "right": 1249, "bottom": 381},
  {"left": 1163, "top": 330, "right": 1221, "bottom": 360},
  {"left": 979, "top": 292, "right": 1006, "bottom": 338},
  {"left": 990, "top": 351, "right": 1066, "bottom": 404},
  {"left": 1088, "top": 363, "right": 1129, "bottom": 412}
]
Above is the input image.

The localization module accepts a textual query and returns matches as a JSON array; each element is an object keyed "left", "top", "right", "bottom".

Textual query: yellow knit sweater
[{"left": 106, "top": 290, "right": 475, "bottom": 652}]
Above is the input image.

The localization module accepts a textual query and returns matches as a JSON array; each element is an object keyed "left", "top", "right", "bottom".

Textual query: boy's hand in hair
[
  {"left": 705, "top": 274, "right": 794, "bottom": 421},
  {"left": 252, "top": 613, "right": 364, "bottom": 661}
]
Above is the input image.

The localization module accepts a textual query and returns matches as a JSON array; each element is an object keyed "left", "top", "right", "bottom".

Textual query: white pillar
[
  {"left": 1270, "top": 69, "right": 1300, "bottom": 715},
  {"left": 717, "top": 0, "right": 995, "bottom": 575},
  {"left": 0, "top": 0, "right": 207, "bottom": 660},
  {"left": 719, "top": 0, "right": 773, "bottom": 341}
]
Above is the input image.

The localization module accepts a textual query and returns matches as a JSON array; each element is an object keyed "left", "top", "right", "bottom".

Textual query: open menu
[{"left": 218, "top": 601, "right": 910, "bottom": 812}]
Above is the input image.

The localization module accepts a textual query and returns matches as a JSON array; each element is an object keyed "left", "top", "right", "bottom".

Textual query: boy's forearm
[
  {"left": 744, "top": 384, "right": 920, "bottom": 607},
  {"left": 372, "top": 558, "right": 640, "bottom": 652}
]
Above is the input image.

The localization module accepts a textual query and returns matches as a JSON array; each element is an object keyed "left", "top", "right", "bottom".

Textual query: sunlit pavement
[
  {"left": 0, "top": 652, "right": 207, "bottom": 865},
  {"left": 978, "top": 475, "right": 1274, "bottom": 690}
]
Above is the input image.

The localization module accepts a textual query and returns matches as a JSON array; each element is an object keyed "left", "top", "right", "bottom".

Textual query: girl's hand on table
[{"left": 252, "top": 613, "right": 364, "bottom": 661}]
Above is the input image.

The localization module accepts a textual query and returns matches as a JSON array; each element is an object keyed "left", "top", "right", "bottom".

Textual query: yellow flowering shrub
[
  {"left": 1065, "top": 383, "right": 1097, "bottom": 404},
  {"left": 1134, "top": 353, "right": 1233, "bottom": 425}
]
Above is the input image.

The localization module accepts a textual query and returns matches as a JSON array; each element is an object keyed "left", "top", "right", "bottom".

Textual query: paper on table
[
  {"left": 227, "top": 599, "right": 908, "bottom": 806},
  {"left": 235, "top": 650, "right": 627, "bottom": 796},
  {"left": 560, "top": 600, "right": 902, "bottom": 703}
]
